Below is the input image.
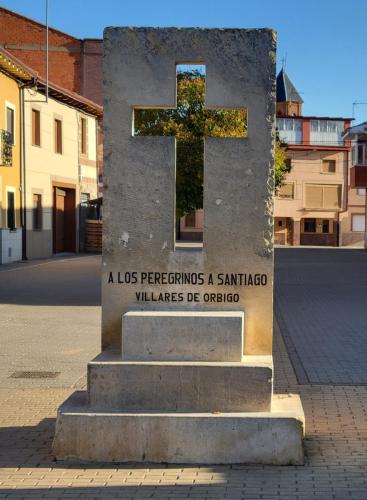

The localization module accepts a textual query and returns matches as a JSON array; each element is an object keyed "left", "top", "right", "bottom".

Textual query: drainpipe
[
  {"left": 45, "top": 0, "right": 49, "bottom": 103},
  {"left": 337, "top": 147, "right": 350, "bottom": 247},
  {"left": 19, "top": 85, "right": 27, "bottom": 260},
  {"left": 19, "top": 80, "right": 37, "bottom": 260}
]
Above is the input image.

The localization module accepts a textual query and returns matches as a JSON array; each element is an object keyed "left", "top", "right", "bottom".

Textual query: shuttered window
[
  {"left": 278, "top": 183, "right": 294, "bottom": 199},
  {"left": 54, "top": 119, "right": 62, "bottom": 154},
  {"left": 81, "top": 117, "right": 87, "bottom": 155},
  {"left": 305, "top": 185, "right": 341, "bottom": 209},
  {"left": 352, "top": 215, "right": 365, "bottom": 232},
  {"left": 322, "top": 159, "right": 336, "bottom": 173},
  {"left": 6, "top": 106, "right": 14, "bottom": 144},
  {"left": 32, "top": 109, "right": 41, "bottom": 146},
  {"left": 305, "top": 185, "right": 323, "bottom": 208},
  {"left": 323, "top": 186, "right": 341, "bottom": 208}
]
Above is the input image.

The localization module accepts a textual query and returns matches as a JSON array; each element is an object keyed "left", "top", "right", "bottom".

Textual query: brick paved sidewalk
[{"left": 0, "top": 324, "right": 366, "bottom": 500}]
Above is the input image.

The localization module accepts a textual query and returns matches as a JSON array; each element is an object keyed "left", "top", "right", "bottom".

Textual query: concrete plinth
[
  {"left": 88, "top": 353, "right": 273, "bottom": 412},
  {"left": 122, "top": 311, "right": 244, "bottom": 362},
  {"left": 53, "top": 392, "right": 304, "bottom": 465}
]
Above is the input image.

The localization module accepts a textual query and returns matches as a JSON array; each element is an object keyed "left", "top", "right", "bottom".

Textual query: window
[
  {"left": 7, "top": 191, "right": 15, "bottom": 230},
  {"left": 277, "top": 119, "right": 302, "bottom": 132},
  {"left": 357, "top": 188, "right": 365, "bottom": 196},
  {"left": 322, "top": 220, "right": 330, "bottom": 233},
  {"left": 185, "top": 212, "right": 196, "bottom": 227},
  {"left": 322, "top": 159, "right": 336, "bottom": 173},
  {"left": 33, "top": 194, "right": 42, "bottom": 230},
  {"left": 278, "top": 220, "right": 283, "bottom": 227},
  {"left": 305, "top": 185, "right": 323, "bottom": 208},
  {"left": 305, "top": 184, "right": 341, "bottom": 209},
  {"left": 304, "top": 218, "right": 316, "bottom": 233},
  {"left": 81, "top": 117, "right": 87, "bottom": 155},
  {"left": 310, "top": 120, "right": 344, "bottom": 146},
  {"left": 54, "top": 119, "right": 62, "bottom": 154},
  {"left": 32, "top": 110, "right": 40, "bottom": 146},
  {"left": 32, "top": 109, "right": 41, "bottom": 146},
  {"left": 352, "top": 214, "right": 365, "bottom": 232},
  {"left": 6, "top": 106, "right": 14, "bottom": 145},
  {"left": 277, "top": 118, "right": 302, "bottom": 145},
  {"left": 278, "top": 183, "right": 294, "bottom": 199},
  {"left": 358, "top": 145, "right": 364, "bottom": 165}
]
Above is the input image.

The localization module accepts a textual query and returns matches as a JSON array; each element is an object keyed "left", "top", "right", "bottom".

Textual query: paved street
[
  {"left": 0, "top": 255, "right": 100, "bottom": 389},
  {"left": 275, "top": 248, "right": 367, "bottom": 385},
  {"left": 0, "top": 250, "right": 366, "bottom": 499}
]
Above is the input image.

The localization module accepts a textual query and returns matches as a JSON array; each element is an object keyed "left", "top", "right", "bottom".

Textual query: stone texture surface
[
  {"left": 122, "top": 311, "right": 244, "bottom": 361},
  {"left": 53, "top": 392, "right": 304, "bottom": 465},
  {"left": 102, "top": 28, "right": 276, "bottom": 353},
  {"left": 87, "top": 353, "right": 273, "bottom": 412}
]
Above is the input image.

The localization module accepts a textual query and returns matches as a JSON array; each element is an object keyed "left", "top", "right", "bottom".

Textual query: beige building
[
  {"left": 340, "top": 122, "right": 367, "bottom": 247},
  {"left": 24, "top": 87, "right": 101, "bottom": 258},
  {"left": 0, "top": 48, "right": 102, "bottom": 261},
  {"left": 274, "top": 69, "right": 353, "bottom": 246}
]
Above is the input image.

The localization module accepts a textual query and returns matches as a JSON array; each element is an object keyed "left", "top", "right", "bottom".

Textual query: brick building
[
  {"left": 0, "top": 7, "right": 103, "bottom": 191},
  {"left": 0, "top": 7, "right": 103, "bottom": 105}
]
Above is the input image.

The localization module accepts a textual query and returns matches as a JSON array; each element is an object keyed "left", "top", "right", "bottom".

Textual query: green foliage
[
  {"left": 274, "top": 136, "right": 291, "bottom": 191},
  {"left": 134, "top": 71, "right": 247, "bottom": 217}
]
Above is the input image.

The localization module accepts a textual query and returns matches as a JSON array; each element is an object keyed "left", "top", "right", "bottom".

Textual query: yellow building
[
  {"left": 0, "top": 60, "right": 22, "bottom": 263},
  {"left": 0, "top": 48, "right": 102, "bottom": 263}
]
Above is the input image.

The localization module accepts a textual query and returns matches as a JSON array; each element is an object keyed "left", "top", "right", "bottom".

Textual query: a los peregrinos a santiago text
[{"left": 107, "top": 271, "right": 268, "bottom": 303}]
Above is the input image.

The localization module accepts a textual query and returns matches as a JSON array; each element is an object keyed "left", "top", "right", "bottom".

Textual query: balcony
[
  {"left": 350, "top": 165, "right": 367, "bottom": 188},
  {"left": 0, "top": 130, "right": 13, "bottom": 166}
]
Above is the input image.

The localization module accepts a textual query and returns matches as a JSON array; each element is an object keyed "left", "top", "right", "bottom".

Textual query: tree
[
  {"left": 134, "top": 70, "right": 289, "bottom": 216},
  {"left": 275, "top": 136, "right": 291, "bottom": 192}
]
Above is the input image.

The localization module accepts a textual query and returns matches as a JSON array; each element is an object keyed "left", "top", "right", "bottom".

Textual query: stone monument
[{"left": 53, "top": 27, "right": 305, "bottom": 464}]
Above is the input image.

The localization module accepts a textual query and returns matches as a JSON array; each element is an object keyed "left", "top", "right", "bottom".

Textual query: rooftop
[
  {"left": 0, "top": 47, "right": 103, "bottom": 117},
  {"left": 276, "top": 69, "right": 303, "bottom": 104}
]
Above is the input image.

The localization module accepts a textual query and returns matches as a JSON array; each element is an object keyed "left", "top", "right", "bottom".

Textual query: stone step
[
  {"left": 53, "top": 392, "right": 304, "bottom": 465},
  {"left": 122, "top": 310, "right": 244, "bottom": 362},
  {"left": 87, "top": 352, "right": 273, "bottom": 412}
]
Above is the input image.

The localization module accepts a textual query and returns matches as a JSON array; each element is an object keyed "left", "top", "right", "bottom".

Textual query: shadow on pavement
[{"left": 0, "top": 255, "right": 101, "bottom": 306}]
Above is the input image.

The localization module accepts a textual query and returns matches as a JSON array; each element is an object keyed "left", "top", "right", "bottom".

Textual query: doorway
[{"left": 53, "top": 185, "right": 76, "bottom": 253}]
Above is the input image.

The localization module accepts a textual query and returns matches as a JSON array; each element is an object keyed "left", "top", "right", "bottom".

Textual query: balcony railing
[{"left": 0, "top": 130, "right": 13, "bottom": 166}]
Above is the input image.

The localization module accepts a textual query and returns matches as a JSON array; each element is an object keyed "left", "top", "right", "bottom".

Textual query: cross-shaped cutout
[{"left": 133, "top": 64, "right": 247, "bottom": 244}]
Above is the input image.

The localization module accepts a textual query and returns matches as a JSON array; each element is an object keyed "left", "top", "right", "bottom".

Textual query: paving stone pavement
[
  {"left": 0, "top": 251, "right": 366, "bottom": 499},
  {"left": 275, "top": 248, "right": 367, "bottom": 385}
]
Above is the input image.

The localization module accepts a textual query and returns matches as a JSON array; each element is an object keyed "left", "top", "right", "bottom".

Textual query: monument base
[{"left": 53, "top": 392, "right": 304, "bottom": 465}]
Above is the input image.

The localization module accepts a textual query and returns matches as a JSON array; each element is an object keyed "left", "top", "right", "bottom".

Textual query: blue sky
[{"left": 3, "top": 0, "right": 367, "bottom": 123}]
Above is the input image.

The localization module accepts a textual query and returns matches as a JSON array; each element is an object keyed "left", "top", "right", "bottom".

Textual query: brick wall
[
  {"left": 81, "top": 40, "right": 103, "bottom": 105},
  {"left": 0, "top": 7, "right": 102, "bottom": 103},
  {"left": 0, "top": 8, "right": 81, "bottom": 93}
]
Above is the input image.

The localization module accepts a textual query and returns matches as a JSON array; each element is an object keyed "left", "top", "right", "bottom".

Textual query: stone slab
[
  {"left": 102, "top": 28, "right": 276, "bottom": 353},
  {"left": 122, "top": 310, "right": 244, "bottom": 361},
  {"left": 88, "top": 353, "right": 272, "bottom": 412},
  {"left": 53, "top": 392, "right": 304, "bottom": 465}
]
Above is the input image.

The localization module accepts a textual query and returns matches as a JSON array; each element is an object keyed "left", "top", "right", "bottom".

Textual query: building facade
[
  {"left": 0, "top": 48, "right": 102, "bottom": 262},
  {"left": 0, "top": 67, "right": 22, "bottom": 263},
  {"left": 0, "top": 7, "right": 102, "bottom": 105},
  {"left": 341, "top": 122, "right": 367, "bottom": 247},
  {"left": 0, "top": 7, "right": 104, "bottom": 192},
  {"left": 23, "top": 88, "right": 99, "bottom": 259},
  {"left": 274, "top": 70, "right": 353, "bottom": 246}
]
